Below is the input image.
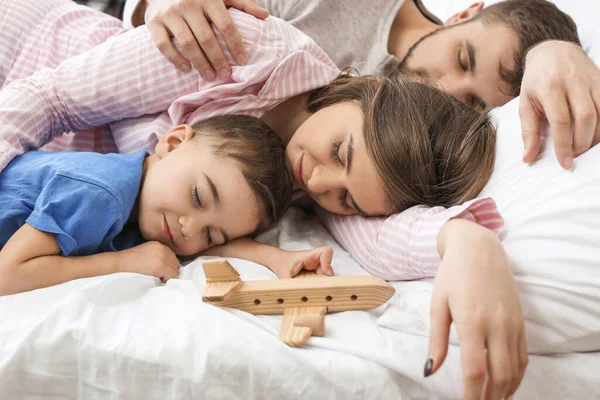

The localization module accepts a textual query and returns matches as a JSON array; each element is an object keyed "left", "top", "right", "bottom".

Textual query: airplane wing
[
  {"left": 202, "top": 260, "right": 242, "bottom": 302},
  {"left": 280, "top": 305, "right": 327, "bottom": 347},
  {"left": 279, "top": 270, "right": 327, "bottom": 347}
]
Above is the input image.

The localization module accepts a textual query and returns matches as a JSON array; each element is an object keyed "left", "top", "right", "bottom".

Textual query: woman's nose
[{"left": 306, "top": 165, "right": 343, "bottom": 194}]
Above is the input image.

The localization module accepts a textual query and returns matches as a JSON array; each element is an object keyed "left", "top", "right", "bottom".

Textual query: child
[{"left": 0, "top": 115, "right": 297, "bottom": 295}]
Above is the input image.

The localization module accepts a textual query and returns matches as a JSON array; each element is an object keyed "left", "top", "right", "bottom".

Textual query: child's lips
[{"left": 163, "top": 215, "right": 174, "bottom": 243}]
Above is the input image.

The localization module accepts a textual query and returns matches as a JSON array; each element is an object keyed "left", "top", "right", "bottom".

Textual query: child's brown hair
[{"left": 191, "top": 115, "right": 291, "bottom": 231}]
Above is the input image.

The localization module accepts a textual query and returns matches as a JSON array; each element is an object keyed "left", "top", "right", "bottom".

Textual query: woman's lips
[
  {"left": 163, "top": 215, "right": 174, "bottom": 243},
  {"left": 294, "top": 153, "right": 306, "bottom": 188}
]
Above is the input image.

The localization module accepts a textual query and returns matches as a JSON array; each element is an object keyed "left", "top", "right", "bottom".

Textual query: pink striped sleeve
[
  {"left": 0, "top": 25, "right": 200, "bottom": 171},
  {"left": 316, "top": 197, "right": 504, "bottom": 281},
  {"left": 0, "top": 9, "right": 339, "bottom": 171}
]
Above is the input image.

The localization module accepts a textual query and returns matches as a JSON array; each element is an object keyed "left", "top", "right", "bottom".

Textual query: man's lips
[
  {"left": 294, "top": 153, "right": 306, "bottom": 188},
  {"left": 163, "top": 215, "right": 174, "bottom": 243}
]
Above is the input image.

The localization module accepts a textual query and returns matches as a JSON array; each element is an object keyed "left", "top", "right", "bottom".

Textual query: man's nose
[
  {"left": 435, "top": 75, "right": 471, "bottom": 105},
  {"left": 306, "top": 165, "right": 343, "bottom": 194}
]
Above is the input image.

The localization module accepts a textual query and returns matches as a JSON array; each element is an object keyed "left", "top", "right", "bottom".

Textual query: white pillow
[{"left": 475, "top": 26, "right": 600, "bottom": 354}]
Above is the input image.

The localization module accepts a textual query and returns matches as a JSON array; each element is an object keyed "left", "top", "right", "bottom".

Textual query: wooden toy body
[{"left": 201, "top": 260, "right": 395, "bottom": 347}]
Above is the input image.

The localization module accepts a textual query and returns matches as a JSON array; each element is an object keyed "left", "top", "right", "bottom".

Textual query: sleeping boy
[{"left": 0, "top": 115, "right": 309, "bottom": 296}]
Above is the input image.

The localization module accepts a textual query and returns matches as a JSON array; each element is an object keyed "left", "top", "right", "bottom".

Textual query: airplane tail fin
[{"left": 202, "top": 260, "right": 242, "bottom": 302}]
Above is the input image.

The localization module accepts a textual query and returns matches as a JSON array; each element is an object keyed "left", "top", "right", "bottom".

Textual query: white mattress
[{"left": 1, "top": 208, "right": 599, "bottom": 399}]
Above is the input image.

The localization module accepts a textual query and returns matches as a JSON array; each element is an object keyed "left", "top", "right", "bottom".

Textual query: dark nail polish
[{"left": 423, "top": 357, "right": 434, "bottom": 377}]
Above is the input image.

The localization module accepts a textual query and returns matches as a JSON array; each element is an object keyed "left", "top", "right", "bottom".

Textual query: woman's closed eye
[
  {"left": 338, "top": 189, "right": 352, "bottom": 212},
  {"left": 330, "top": 140, "right": 343, "bottom": 165}
]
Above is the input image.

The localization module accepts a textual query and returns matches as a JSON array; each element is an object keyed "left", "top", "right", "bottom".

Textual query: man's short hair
[{"left": 473, "top": 0, "right": 581, "bottom": 96}]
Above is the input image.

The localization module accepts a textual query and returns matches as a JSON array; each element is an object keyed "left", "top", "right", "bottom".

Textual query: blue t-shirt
[{"left": 0, "top": 151, "right": 146, "bottom": 256}]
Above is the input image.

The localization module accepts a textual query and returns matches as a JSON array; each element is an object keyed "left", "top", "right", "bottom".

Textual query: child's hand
[
  {"left": 277, "top": 246, "right": 334, "bottom": 279},
  {"left": 117, "top": 241, "right": 180, "bottom": 282}
]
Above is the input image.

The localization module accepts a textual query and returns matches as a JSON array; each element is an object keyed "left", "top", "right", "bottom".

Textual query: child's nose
[{"left": 178, "top": 215, "right": 201, "bottom": 238}]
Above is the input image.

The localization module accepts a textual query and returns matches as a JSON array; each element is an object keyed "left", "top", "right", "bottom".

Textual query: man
[{"left": 125, "top": 0, "right": 600, "bottom": 171}]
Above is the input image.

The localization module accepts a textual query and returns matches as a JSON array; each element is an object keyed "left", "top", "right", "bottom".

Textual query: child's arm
[
  {"left": 0, "top": 223, "right": 180, "bottom": 296},
  {"left": 203, "top": 237, "right": 334, "bottom": 279}
]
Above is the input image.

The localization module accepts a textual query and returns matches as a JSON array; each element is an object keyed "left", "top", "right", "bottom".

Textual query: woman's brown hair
[{"left": 307, "top": 72, "right": 496, "bottom": 214}]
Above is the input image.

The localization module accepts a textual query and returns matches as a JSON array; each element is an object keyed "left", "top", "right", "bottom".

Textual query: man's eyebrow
[
  {"left": 465, "top": 41, "right": 488, "bottom": 110},
  {"left": 204, "top": 173, "right": 220, "bottom": 205},
  {"left": 466, "top": 41, "right": 477, "bottom": 73}
]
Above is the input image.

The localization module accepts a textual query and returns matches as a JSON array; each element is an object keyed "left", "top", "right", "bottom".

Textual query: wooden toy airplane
[{"left": 202, "top": 260, "right": 395, "bottom": 348}]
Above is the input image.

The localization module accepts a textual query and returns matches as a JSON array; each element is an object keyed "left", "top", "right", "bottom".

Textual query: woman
[{"left": 0, "top": 0, "right": 525, "bottom": 397}]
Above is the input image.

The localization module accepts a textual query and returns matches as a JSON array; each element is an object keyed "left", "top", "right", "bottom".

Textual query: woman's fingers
[
  {"left": 456, "top": 322, "right": 487, "bottom": 400},
  {"left": 483, "top": 316, "right": 512, "bottom": 400},
  {"left": 425, "top": 285, "right": 451, "bottom": 377},
  {"left": 504, "top": 331, "right": 524, "bottom": 398},
  {"left": 508, "top": 330, "right": 530, "bottom": 397}
]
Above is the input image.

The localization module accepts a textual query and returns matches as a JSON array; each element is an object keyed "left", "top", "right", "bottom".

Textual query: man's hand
[
  {"left": 521, "top": 40, "right": 600, "bottom": 170},
  {"left": 144, "top": 0, "right": 269, "bottom": 79}
]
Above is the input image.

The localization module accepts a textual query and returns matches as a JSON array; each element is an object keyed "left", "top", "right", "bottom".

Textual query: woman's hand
[
  {"left": 118, "top": 241, "right": 180, "bottom": 282},
  {"left": 143, "top": 0, "right": 269, "bottom": 79},
  {"left": 426, "top": 219, "right": 528, "bottom": 400},
  {"left": 520, "top": 40, "right": 600, "bottom": 170}
]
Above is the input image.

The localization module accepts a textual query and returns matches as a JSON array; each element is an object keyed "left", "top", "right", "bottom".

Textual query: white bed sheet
[{"left": 1, "top": 208, "right": 599, "bottom": 399}]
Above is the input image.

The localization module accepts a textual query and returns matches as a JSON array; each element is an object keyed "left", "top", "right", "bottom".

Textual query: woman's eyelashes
[
  {"left": 338, "top": 189, "right": 351, "bottom": 212},
  {"left": 330, "top": 140, "right": 343, "bottom": 165}
]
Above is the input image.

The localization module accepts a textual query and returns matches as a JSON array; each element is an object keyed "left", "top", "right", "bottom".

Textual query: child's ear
[
  {"left": 155, "top": 125, "right": 194, "bottom": 157},
  {"left": 445, "top": 2, "right": 484, "bottom": 26}
]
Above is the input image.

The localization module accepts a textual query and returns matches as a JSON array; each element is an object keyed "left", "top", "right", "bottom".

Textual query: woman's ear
[
  {"left": 444, "top": 2, "right": 484, "bottom": 26},
  {"left": 154, "top": 124, "right": 194, "bottom": 157}
]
